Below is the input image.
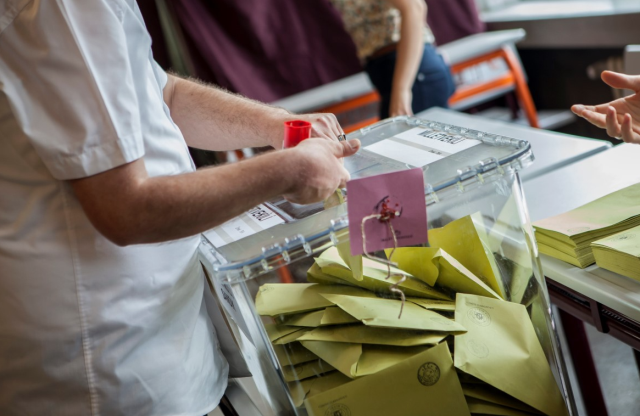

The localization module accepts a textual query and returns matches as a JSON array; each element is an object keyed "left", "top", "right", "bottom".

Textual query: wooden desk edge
[{"left": 546, "top": 277, "right": 640, "bottom": 351}]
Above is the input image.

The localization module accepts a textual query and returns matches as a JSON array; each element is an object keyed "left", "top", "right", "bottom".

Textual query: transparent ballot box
[{"left": 199, "top": 117, "right": 576, "bottom": 416}]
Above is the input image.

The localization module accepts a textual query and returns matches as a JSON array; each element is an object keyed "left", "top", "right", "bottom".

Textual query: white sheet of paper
[{"left": 364, "top": 139, "right": 442, "bottom": 167}]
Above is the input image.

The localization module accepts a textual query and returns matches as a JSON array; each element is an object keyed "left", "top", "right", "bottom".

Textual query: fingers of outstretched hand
[
  {"left": 605, "top": 106, "right": 622, "bottom": 139},
  {"left": 601, "top": 71, "right": 640, "bottom": 92},
  {"left": 574, "top": 106, "right": 607, "bottom": 128},
  {"left": 620, "top": 114, "right": 640, "bottom": 144},
  {"left": 572, "top": 105, "right": 640, "bottom": 143}
]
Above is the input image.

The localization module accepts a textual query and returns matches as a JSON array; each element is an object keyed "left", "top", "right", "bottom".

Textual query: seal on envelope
[
  {"left": 324, "top": 403, "right": 351, "bottom": 416},
  {"left": 467, "top": 307, "right": 491, "bottom": 327},
  {"left": 417, "top": 362, "right": 440, "bottom": 386}
]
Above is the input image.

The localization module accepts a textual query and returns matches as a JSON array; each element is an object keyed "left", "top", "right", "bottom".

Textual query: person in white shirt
[{"left": 0, "top": 1, "right": 360, "bottom": 415}]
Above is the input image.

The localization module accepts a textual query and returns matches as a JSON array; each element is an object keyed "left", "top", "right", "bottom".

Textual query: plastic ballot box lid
[{"left": 202, "top": 116, "right": 533, "bottom": 283}]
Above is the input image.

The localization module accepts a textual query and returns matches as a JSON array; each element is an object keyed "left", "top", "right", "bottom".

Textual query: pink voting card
[{"left": 347, "top": 168, "right": 427, "bottom": 256}]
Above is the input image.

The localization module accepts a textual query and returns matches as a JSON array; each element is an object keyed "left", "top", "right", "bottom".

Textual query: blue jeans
[{"left": 364, "top": 43, "right": 455, "bottom": 119}]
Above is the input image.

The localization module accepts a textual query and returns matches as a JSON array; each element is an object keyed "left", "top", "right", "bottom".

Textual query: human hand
[
  {"left": 389, "top": 88, "right": 413, "bottom": 117},
  {"left": 284, "top": 138, "right": 360, "bottom": 204},
  {"left": 285, "top": 113, "right": 345, "bottom": 144},
  {"left": 572, "top": 71, "right": 640, "bottom": 144}
]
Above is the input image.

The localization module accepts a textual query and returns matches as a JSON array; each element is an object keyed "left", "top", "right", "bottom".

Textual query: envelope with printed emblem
[
  {"left": 304, "top": 341, "right": 471, "bottom": 416},
  {"left": 455, "top": 294, "right": 568, "bottom": 416}
]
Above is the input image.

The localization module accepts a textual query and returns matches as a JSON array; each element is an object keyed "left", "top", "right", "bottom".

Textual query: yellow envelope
[
  {"left": 277, "top": 306, "right": 359, "bottom": 327},
  {"left": 301, "top": 340, "right": 430, "bottom": 379},
  {"left": 282, "top": 358, "right": 335, "bottom": 382},
  {"left": 304, "top": 341, "right": 471, "bottom": 416},
  {"left": 407, "top": 297, "right": 456, "bottom": 312},
  {"left": 323, "top": 188, "right": 345, "bottom": 210},
  {"left": 255, "top": 283, "right": 375, "bottom": 316},
  {"left": 297, "top": 324, "right": 447, "bottom": 347},
  {"left": 433, "top": 249, "right": 502, "bottom": 300},
  {"left": 466, "top": 397, "right": 540, "bottom": 416},
  {"left": 265, "top": 323, "right": 307, "bottom": 344},
  {"left": 463, "top": 384, "right": 543, "bottom": 414},
  {"left": 388, "top": 247, "right": 502, "bottom": 300},
  {"left": 316, "top": 247, "right": 451, "bottom": 300},
  {"left": 337, "top": 240, "right": 363, "bottom": 281},
  {"left": 307, "top": 262, "right": 353, "bottom": 286},
  {"left": 386, "top": 246, "right": 440, "bottom": 286},
  {"left": 430, "top": 213, "right": 506, "bottom": 298},
  {"left": 457, "top": 370, "right": 485, "bottom": 385},
  {"left": 288, "top": 371, "right": 352, "bottom": 408},
  {"left": 273, "top": 342, "right": 319, "bottom": 367},
  {"left": 455, "top": 294, "right": 568, "bottom": 416},
  {"left": 322, "top": 294, "right": 467, "bottom": 334}
]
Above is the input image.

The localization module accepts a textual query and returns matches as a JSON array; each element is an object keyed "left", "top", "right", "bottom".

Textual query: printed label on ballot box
[
  {"left": 203, "top": 204, "right": 284, "bottom": 248},
  {"left": 347, "top": 168, "right": 427, "bottom": 256}
]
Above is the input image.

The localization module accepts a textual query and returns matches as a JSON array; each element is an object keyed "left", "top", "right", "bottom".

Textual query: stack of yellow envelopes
[
  {"left": 591, "top": 224, "right": 640, "bottom": 282},
  {"left": 256, "top": 281, "right": 470, "bottom": 415},
  {"left": 533, "top": 183, "right": 640, "bottom": 268}
]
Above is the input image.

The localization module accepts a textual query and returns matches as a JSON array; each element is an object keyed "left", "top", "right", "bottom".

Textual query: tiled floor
[{"left": 583, "top": 324, "right": 640, "bottom": 416}]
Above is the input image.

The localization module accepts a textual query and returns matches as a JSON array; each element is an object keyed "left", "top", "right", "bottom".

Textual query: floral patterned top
[{"left": 329, "top": 0, "right": 435, "bottom": 63}]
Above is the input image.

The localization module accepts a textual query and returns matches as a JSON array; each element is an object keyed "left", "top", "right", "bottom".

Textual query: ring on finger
[{"left": 337, "top": 134, "right": 347, "bottom": 142}]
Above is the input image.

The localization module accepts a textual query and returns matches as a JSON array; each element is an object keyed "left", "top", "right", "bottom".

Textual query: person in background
[
  {"left": 329, "top": 0, "right": 456, "bottom": 119},
  {"left": 0, "top": 1, "right": 359, "bottom": 415},
  {"left": 572, "top": 71, "right": 640, "bottom": 144}
]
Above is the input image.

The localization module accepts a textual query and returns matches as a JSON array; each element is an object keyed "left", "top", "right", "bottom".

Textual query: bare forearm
[
  {"left": 75, "top": 151, "right": 297, "bottom": 245},
  {"left": 165, "top": 75, "right": 291, "bottom": 151},
  {"left": 391, "top": 0, "right": 426, "bottom": 93}
]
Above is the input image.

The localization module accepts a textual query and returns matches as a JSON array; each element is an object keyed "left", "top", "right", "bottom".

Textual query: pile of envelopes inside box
[{"left": 256, "top": 214, "right": 568, "bottom": 416}]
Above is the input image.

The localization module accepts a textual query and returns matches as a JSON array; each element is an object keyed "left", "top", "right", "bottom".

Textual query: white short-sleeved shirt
[{"left": 0, "top": 1, "right": 228, "bottom": 415}]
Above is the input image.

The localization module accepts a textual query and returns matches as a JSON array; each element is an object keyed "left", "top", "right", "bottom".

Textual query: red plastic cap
[{"left": 283, "top": 120, "right": 312, "bottom": 148}]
